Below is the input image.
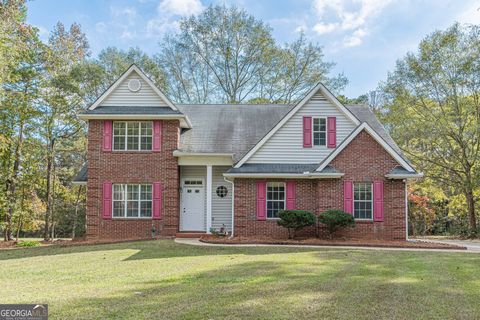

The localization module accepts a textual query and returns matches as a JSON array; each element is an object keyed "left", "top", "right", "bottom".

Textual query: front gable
[
  {"left": 238, "top": 84, "right": 359, "bottom": 165},
  {"left": 88, "top": 65, "right": 178, "bottom": 111}
]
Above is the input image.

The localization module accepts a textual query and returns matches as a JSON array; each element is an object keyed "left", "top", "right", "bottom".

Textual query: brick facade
[
  {"left": 234, "top": 130, "right": 407, "bottom": 240},
  {"left": 86, "top": 120, "right": 180, "bottom": 240}
]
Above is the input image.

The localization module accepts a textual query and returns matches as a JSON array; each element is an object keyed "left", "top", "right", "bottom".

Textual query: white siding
[
  {"left": 247, "top": 92, "right": 357, "bottom": 164},
  {"left": 100, "top": 71, "right": 169, "bottom": 107},
  {"left": 211, "top": 166, "right": 232, "bottom": 231},
  {"left": 179, "top": 166, "right": 232, "bottom": 232}
]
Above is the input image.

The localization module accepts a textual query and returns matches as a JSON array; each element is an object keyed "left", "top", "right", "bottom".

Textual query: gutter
[
  {"left": 173, "top": 151, "right": 234, "bottom": 157},
  {"left": 385, "top": 172, "right": 424, "bottom": 179},
  {"left": 223, "top": 176, "right": 235, "bottom": 239},
  {"left": 222, "top": 172, "right": 344, "bottom": 179},
  {"left": 77, "top": 113, "right": 192, "bottom": 128}
]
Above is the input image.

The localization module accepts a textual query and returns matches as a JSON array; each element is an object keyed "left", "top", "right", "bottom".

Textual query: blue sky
[{"left": 27, "top": 0, "right": 480, "bottom": 97}]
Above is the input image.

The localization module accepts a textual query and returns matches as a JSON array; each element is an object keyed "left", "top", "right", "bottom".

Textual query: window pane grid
[
  {"left": 112, "top": 121, "right": 152, "bottom": 151},
  {"left": 266, "top": 182, "right": 285, "bottom": 218},
  {"left": 354, "top": 183, "right": 373, "bottom": 220},
  {"left": 313, "top": 118, "right": 326, "bottom": 146},
  {"left": 112, "top": 184, "right": 152, "bottom": 218}
]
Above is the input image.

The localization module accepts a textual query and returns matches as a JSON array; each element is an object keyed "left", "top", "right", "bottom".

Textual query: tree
[
  {"left": 158, "top": 5, "right": 346, "bottom": 103},
  {"left": 380, "top": 23, "right": 480, "bottom": 236},
  {"left": 39, "top": 22, "right": 89, "bottom": 240}
]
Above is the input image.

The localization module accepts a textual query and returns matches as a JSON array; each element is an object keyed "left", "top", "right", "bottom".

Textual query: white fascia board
[
  {"left": 222, "top": 172, "right": 344, "bottom": 179},
  {"left": 385, "top": 172, "right": 424, "bottom": 179},
  {"left": 77, "top": 114, "right": 192, "bottom": 128},
  {"left": 316, "top": 122, "right": 416, "bottom": 173},
  {"left": 233, "top": 82, "right": 360, "bottom": 168},
  {"left": 173, "top": 151, "right": 234, "bottom": 157},
  {"left": 88, "top": 65, "right": 179, "bottom": 112},
  {"left": 71, "top": 181, "right": 87, "bottom": 185}
]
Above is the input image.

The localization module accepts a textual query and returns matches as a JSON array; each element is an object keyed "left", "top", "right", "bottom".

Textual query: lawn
[{"left": 1, "top": 240, "right": 479, "bottom": 319}]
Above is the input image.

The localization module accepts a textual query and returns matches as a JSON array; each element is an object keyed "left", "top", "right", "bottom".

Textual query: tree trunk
[
  {"left": 465, "top": 189, "right": 477, "bottom": 236},
  {"left": 43, "top": 138, "right": 55, "bottom": 241},
  {"left": 5, "top": 121, "right": 25, "bottom": 241},
  {"left": 71, "top": 185, "right": 82, "bottom": 239}
]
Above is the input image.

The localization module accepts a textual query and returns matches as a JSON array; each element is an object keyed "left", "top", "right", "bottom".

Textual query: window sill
[
  {"left": 354, "top": 219, "right": 374, "bottom": 224},
  {"left": 109, "top": 150, "right": 155, "bottom": 154},
  {"left": 111, "top": 217, "right": 153, "bottom": 220}
]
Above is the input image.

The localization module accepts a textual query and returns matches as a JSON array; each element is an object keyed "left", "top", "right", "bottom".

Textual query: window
[
  {"left": 216, "top": 186, "right": 228, "bottom": 198},
  {"left": 313, "top": 118, "right": 327, "bottom": 146},
  {"left": 354, "top": 182, "right": 373, "bottom": 220},
  {"left": 113, "top": 121, "right": 152, "bottom": 151},
  {"left": 266, "top": 182, "right": 285, "bottom": 218},
  {"left": 112, "top": 184, "right": 152, "bottom": 218}
]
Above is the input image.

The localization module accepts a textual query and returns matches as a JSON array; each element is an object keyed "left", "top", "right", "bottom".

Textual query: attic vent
[{"left": 128, "top": 79, "right": 142, "bottom": 92}]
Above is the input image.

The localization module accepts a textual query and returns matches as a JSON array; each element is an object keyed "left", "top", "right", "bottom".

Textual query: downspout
[
  {"left": 224, "top": 176, "right": 235, "bottom": 238},
  {"left": 405, "top": 179, "right": 408, "bottom": 241}
]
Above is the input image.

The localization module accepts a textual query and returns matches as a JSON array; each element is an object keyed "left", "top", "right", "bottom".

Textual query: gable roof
[
  {"left": 88, "top": 64, "right": 179, "bottom": 112},
  {"left": 177, "top": 104, "right": 294, "bottom": 162},
  {"left": 316, "top": 121, "right": 416, "bottom": 173},
  {"left": 233, "top": 83, "right": 361, "bottom": 168}
]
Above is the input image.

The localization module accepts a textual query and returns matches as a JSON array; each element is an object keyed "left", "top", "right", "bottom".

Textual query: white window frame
[
  {"left": 113, "top": 121, "right": 153, "bottom": 151},
  {"left": 353, "top": 182, "right": 373, "bottom": 221},
  {"left": 266, "top": 182, "right": 286, "bottom": 219},
  {"left": 112, "top": 184, "right": 152, "bottom": 219},
  {"left": 312, "top": 117, "right": 327, "bottom": 147}
]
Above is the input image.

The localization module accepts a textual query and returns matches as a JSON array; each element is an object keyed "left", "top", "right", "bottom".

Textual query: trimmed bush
[
  {"left": 318, "top": 210, "right": 355, "bottom": 239},
  {"left": 277, "top": 210, "right": 316, "bottom": 239}
]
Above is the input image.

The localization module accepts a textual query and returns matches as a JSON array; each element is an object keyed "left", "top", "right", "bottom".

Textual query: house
[{"left": 73, "top": 65, "right": 422, "bottom": 241}]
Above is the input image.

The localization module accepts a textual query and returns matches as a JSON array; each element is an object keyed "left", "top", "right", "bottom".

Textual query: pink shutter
[
  {"left": 153, "top": 120, "right": 162, "bottom": 152},
  {"left": 103, "top": 120, "right": 112, "bottom": 152},
  {"left": 327, "top": 117, "right": 336, "bottom": 148},
  {"left": 153, "top": 182, "right": 162, "bottom": 220},
  {"left": 256, "top": 181, "right": 267, "bottom": 221},
  {"left": 102, "top": 181, "right": 112, "bottom": 220},
  {"left": 303, "top": 116, "right": 312, "bottom": 148},
  {"left": 343, "top": 180, "right": 353, "bottom": 214},
  {"left": 373, "top": 180, "right": 384, "bottom": 222},
  {"left": 286, "top": 181, "right": 296, "bottom": 210}
]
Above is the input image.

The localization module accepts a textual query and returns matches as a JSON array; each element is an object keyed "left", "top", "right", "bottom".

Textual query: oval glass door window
[{"left": 216, "top": 186, "right": 228, "bottom": 198}]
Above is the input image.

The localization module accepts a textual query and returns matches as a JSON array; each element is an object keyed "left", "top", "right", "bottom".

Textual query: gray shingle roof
[
  {"left": 345, "top": 104, "right": 404, "bottom": 158},
  {"left": 227, "top": 163, "right": 318, "bottom": 174},
  {"left": 73, "top": 163, "right": 88, "bottom": 182},
  {"left": 227, "top": 164, "right": 340, "bottom": 174},
  {"left": 176, "top": 104, "right": 294, "bottom": 162},
  {"left": 81, "top": 106, "right": 182, "bottom": 115}
]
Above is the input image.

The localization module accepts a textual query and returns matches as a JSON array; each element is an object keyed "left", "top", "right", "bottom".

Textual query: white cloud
[
  {"left": 146, "top": 0, "right": 205, "bottom": 38},
  {"left": 313, "top": 22, "right": 339, "bottom": 34},
  {"left": 311, "top": 0, "right": 393, "bottom": 47},
  {"left": 456, "top": 2, "right": 480, "bottom": 24},
  {"left": 158, "top": 0, "right": 205, "bottom": 16}
]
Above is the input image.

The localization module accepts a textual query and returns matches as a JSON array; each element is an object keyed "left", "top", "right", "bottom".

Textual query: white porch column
[{"left": 206, "top": 165, "right": 213, "bottom": 233}]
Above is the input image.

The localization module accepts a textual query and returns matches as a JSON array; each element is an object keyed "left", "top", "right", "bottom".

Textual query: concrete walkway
[{"left": 174, "top": 238, "right": 478, "bottom": 253}]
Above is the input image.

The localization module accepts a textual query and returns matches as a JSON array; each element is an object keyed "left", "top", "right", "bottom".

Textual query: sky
[{"left": 26, "top": 0, "right": 480, "bottom": 97}]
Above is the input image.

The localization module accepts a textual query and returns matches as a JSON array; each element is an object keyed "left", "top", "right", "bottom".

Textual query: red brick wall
[
  {"left": 234, "top": 130, "right": 407, "bottom": 240},
  {"left": 86, "top": 120, "right": 180, "bottom": 240}
]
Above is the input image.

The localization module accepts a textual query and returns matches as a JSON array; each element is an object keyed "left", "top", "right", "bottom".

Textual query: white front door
[{"left": 180, "top": 179, "right": 205, "bottom": 231}]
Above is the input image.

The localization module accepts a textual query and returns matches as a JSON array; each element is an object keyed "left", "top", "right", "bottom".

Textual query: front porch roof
[
  {"left": 72, "top": 163, "right": 88, "bottom": 185},
  {"left": 224, "top": 164, "right": 344, "bottom": 179}
]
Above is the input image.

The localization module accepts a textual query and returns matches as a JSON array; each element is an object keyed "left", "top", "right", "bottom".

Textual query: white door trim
[
  {"left": 180, "top": 177, "right": 206, "bottom": 232},
  {"left": 206, "top": 165, "right": 212, "bottom": 234}
]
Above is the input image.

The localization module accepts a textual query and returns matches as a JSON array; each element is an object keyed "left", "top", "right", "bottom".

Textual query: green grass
[{"left": 1, "top": 240, "right": 479, "bottom": 319}]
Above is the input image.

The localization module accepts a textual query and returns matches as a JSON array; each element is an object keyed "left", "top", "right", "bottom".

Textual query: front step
[{"left": 175, "top": 232, "right": 206, "bottom": 238}]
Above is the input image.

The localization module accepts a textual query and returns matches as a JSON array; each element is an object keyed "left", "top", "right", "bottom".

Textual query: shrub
[
  {"left": 318, "top": 210, "right": 355, "bottom": 239},
  {"left": 277, "top": 210, "right": 316, "bottom": 239},
  {"left": 17, "top": 240, "right": 41, "bottom": 247}
]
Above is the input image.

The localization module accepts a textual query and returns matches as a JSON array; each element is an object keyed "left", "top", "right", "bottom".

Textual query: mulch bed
[{"left": 200, "top": 235, "right": 467, "bottom": 250}]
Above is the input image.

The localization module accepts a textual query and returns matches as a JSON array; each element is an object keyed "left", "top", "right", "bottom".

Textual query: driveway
[{"left": 420, "top": 239, "right": 480, "bottom": 252}]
